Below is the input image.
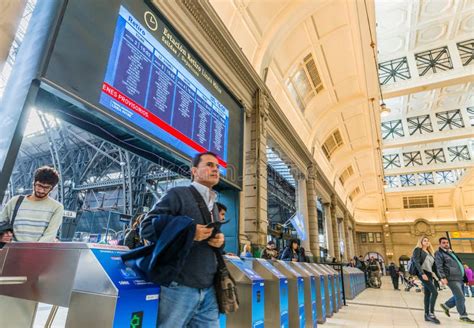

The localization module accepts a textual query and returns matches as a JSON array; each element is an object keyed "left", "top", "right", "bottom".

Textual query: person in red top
[{"left": 464, "top": 263, "right": 474, "bottom": 297}]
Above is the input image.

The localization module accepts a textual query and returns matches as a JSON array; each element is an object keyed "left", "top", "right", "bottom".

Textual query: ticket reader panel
[
  {"left": 289, "top": 262, "right": 318, "bottom": 328},
  {"left": 0, "top": 243, "right": 160, "bottom": 328},
  {"left": 244, "top": 258, "right": 289, "bottom": 328},
  {"left": 85, "top": 247, "right": 160, "bottom": 328},
  {"left": 224, "top": 256, "right": 265, "bottom": 328},
  {"left": 310, "top": 264, "right": 333, "bottom": 317},
  {"left": 273, "top": 261, "right": 306, "bottom": 328},
  {"left": 302, "top": 263, "right": 326, "bottom": 324}
]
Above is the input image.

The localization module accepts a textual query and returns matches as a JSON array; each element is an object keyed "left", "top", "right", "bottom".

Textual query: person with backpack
[
  {"left": 0, "top": 166, "right": 63, "bottom": 242},
  {"left": 411, "top": 235, "right": 441, "bottom": 324}
]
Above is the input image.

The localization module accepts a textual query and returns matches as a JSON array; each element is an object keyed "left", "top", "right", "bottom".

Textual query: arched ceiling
[
  {"left": 210, "top": 0, "right": 474, "bottom": 224},
  {"left": 210, "top": 0, "right": 385, "bottom": 221}
]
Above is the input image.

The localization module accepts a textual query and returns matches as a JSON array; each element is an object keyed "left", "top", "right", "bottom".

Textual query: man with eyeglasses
[{"left": 0, "top": 166, "right": 64, "bottom": 242}]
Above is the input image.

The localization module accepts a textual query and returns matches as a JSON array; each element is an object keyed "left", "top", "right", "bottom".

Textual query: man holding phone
[{"left": 140, "top": 151, "right": 224, "bottom": 328}]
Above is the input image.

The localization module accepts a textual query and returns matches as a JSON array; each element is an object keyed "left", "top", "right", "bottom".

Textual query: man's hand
[
  {"left": 421, "top": 274, "right": 428, "bottom": 281},
  {"left": 441, "top": 278, "right": 448, "bottom": 285},
  {"left": 194, "top": 224, "right": 213, "bottom": 241},
  {"left": 208, "top": 233, "right": 224, "bottom": 248}
]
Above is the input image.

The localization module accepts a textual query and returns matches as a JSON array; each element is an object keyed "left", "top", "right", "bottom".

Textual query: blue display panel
[
  {"left": 90, "top": 245, "right": 159, "bottom": 328},
  {"left": 100, "top": 6, "right": 230, "bottom": 171},
  {"left": 328, "top": 278, "right": 334, "bottom": 313},
  {"left": 297, "top": 277, "right": 306, "bottom": 328},
  {"left": 320, "top": 276, "right": 326, "bottom": 319}
]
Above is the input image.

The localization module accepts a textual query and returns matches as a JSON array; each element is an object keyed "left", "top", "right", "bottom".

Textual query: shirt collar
[{"left": 191, "top": 181, "right": 217, "bottom": 211}]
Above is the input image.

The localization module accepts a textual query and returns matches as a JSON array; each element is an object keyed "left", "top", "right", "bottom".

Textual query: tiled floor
[
  {"left": 32, "top": 276, "right": 474, "bottom": 327},
  {"left": 324, "top": 276, "right": 474, "bottom": 328}
]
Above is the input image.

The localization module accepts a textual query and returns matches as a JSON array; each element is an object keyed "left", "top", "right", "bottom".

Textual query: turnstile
[
  {"left": 243, "top": 258, "right": 289, "bottom": 328},
  {"left": 289, "top": 262, "right": 318, "bottom": 327},
  {"left": 302, "top": 263, "right": 326, "bottom": 324},
  {"left": 342, "top": 267, "right": 365, "bottom": 299},
  {"left": 273, "top": 261, "right": 306, "bottom": 328},
  {"left": 0, "top": 243, "right": 159, "bottom": 328},
  {"left": 320, "top": 265, "right": 338, "bottom": 311},
  {"left": 311, "top": 264, "right": 333, "bottom": 317},
  {"left": 224, "top": 256, "right": 265, "bottom": 328},
  {"left": 322, "top": 264, "right": 342, "bottom": 311}
]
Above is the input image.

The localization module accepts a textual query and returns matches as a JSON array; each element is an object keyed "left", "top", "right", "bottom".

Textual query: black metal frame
[
  {"left": 457, "top": 39, "right": 474, "bottom": 66},
  {"left": 378, "top": 57, "right": 411, "bottom": 85},
  {"left": 415, "top": 46, "right": 453, "bottom": 76}
]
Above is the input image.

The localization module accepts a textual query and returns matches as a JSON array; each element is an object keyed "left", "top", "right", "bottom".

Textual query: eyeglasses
[{"left": 34, "top": 182, "right": 53, "bottom": 191}]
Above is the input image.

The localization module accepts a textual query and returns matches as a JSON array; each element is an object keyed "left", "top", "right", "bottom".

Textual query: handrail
[{"left": 0, "top": 276, "right": 27, "bottom": 285}]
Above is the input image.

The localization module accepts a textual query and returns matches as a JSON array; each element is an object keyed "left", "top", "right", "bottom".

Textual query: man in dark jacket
[
  {"left": 388, "top": 262, "right": 400, "bottom": 290},
  {"left": 140, "top": 152, "right": 225, "bottom": 328},
  {"left": 435, "top": 237, "right": 473, "bottom": 323}
]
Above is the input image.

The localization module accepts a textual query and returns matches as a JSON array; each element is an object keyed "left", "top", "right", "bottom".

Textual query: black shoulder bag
[{"left": 188, "top": 186, "right": 239, "bottom": 314}]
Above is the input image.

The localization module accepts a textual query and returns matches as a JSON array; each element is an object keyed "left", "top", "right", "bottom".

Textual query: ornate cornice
[{"left": 179, "top": 0, "right": 257, "bottom": 93}]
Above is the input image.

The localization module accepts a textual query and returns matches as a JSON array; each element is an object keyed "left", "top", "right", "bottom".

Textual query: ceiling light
[{"left": 380, "top": 102, "right": 391, "bottom": 117}]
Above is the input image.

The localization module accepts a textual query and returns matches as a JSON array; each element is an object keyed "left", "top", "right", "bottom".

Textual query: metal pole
[
  {"left": 44, "top": 305, "right": 59, "bottom": 328},
  {"left": 104, "top": 211, "right": 111, "bottom": 243},
  {"left": 446, "top": 231, "right": 453, "bottom": 251},
  {"left": 338, "top": 263, "right": 347, "bottom": 306}
]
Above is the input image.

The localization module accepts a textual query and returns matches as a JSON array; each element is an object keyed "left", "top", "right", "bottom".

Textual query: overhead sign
[
  {"left": 100, "top": 6, "right": 229, "bottom": 169},
  {"left": 450, "top": 231, "right": 474, "bottom": 240}
]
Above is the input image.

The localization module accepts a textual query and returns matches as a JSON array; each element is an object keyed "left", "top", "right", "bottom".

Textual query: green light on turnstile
[{"left": 130, "top": 311, "right": 143, "bottom": 328}]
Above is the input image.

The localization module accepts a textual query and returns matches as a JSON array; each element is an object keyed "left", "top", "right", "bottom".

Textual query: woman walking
[{"left": 412, "top": 236, "right": 441, "bottom": 324}]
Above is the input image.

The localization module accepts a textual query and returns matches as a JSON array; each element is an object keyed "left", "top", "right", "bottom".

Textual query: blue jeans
[
  {"left": 465, "top": 284, "right": 474, "bottom": 296},
  {"left": 158, "top": 282, "right": 219, "bottom": 328},
  {"left": 445, "top": 280, "right": 467, "bottom": 317}
]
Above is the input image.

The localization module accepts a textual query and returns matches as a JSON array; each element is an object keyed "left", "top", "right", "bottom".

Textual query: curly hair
[{"left": 34, "top": 166, "right": 60, "bottom": 187}]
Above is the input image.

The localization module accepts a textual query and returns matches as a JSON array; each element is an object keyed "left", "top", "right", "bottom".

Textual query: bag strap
[
  {"left": 11, "top": 195, "right": 25, "bottom": 227},
  {"left": 188, "top": 186, "right": 213, "bottom": 225},
  {"left": 11, "top": 195, "right": 25, "bottom": 242},
  {"left": 188, "top": 186, "right": 225, "bottom": 265}
]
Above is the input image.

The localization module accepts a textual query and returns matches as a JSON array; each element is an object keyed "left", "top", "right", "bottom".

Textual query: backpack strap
[{"left": 11, "top": 195, "right": 25, "bottom": 241}]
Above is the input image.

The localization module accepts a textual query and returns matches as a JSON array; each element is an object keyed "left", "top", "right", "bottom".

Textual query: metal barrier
[{"left": 0, "top": 243, "right": 159, "bottom": 327}]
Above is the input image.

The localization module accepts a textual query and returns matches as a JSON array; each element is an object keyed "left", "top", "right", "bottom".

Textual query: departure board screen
[{"left": 99, "top": 6, "right": 229, "bottom": 168}]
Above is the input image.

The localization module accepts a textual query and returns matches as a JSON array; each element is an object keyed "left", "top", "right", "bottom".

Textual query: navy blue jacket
[
  {"left": 140, "top": 186, "right": 220, "bottom": 288},
  {"left": 121, "top": 214, "right": 195, "bottom": 286}
]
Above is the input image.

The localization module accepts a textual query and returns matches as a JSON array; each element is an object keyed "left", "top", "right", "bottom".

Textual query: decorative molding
[{"left": 179, "top": 0, "right": 257, "bottom": 92}]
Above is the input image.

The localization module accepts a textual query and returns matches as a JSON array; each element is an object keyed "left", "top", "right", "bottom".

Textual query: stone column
[
  {"left": 243, "top": 90, "right": 269, "bottom": 247},
  {"left": 296, "top": 175, "right": 312, "bottom": 258},
  {"left": 330, "top": 194, "right": 341, "bottom": 262},
  {"left": 343, "top": 211, "right": 351, "bottom": 261},
  {"left": 324, "top": 202, "right": 334, "bottom": 259},
  {"left": 383, "top": 223, "right": 394, "bottom": 262},
  {"left": 306, "top": 165, "right": 320, "bottom": 260},
  {"left": 352, "top": 220, "right": 359, "bottom": 257}
]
